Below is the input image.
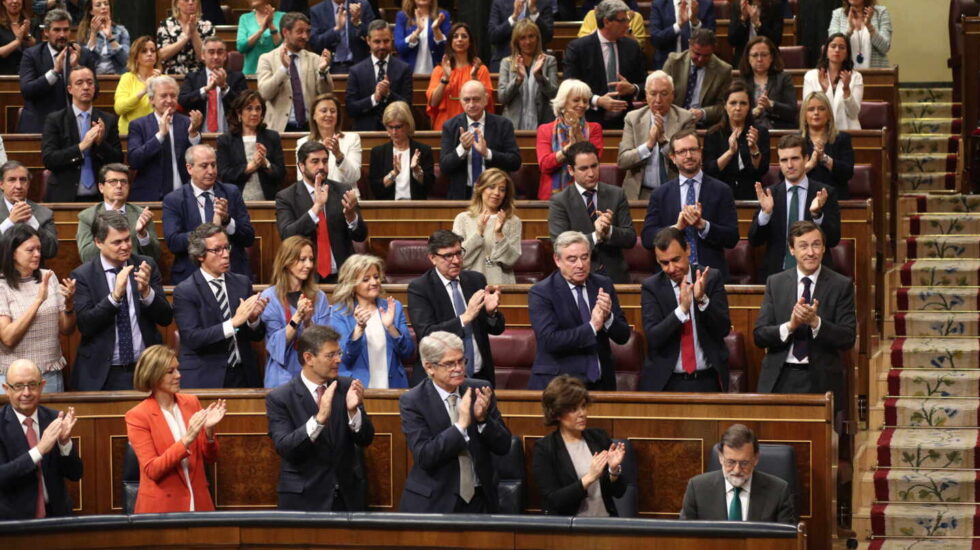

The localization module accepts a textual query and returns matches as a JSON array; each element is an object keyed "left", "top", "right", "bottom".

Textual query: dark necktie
[
  {"left": 79, "top": 112, "right": 94, "bottom": 189},
  {"left": 604, "top": 42, "right": 617, "bottom": 90},
  {"left": 785, "top": 186, "right": 800, "bottom": 269},
  {"left": 575, "top": 285, "right": 601, "bottom": 382},
  {"left": 684, "top": 179, "right": 699, "bottom": 264},
  {"left": 289, "top": 53, "right": 307, "bottom": 128},
  {"left": 22, "top": 418, "right": 45, "bottom": 518},
  {"left": 376, "top": 59, "right": 386, "bottom": 83},
  {"left": 210, "top": 278, "right": 241, "bottom": 367},
  {"left": 449, "top": 280, "right": 475, "bottom": 376},
  {"left": 315, "top": 384, "right": 325, "bottom": 406},
  {"left": 202, "top": 191, "right": 214, "bottom": 224},
  {"left": 683, "top": 63, "right": 698, "bottom": 108},
  {"left": 583, "top": 189, "right": 597, "bottom": 222},
  {"left": 728, "top": 487, "right": 743, "bottom": 521},
  {"left": 792, "top": 277, "right": 812, "bottom": 361},
  {"left": 110, "top": 267, "right": 135, "bottom": 365},
  {"left": 469, "top": 122, "right": 483, "bottom": 185}
]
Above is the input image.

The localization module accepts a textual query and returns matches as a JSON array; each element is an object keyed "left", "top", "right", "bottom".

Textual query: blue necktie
[
  {"left": 470, "top": 122, "right": 483, "bottom": 186},
  {"left": 450, "top": 280, "right": 475, "bottom": 376},
  {"left": 79, "top": 112, "right": 94, "bottom": 189},
  {"left": 202, "top": 191, "right": 214, "bottom": 224},
  {"left": 684, "top": 179, "right": 699, "bottom": 265},
  {"left": 336, "top": 3, "right": 351, "bottom": 62},
  {"left": 792, "top": 277, "right": 813, "bottom": 361},
  {"left": 683, "top": 63, "right": 698, "bottom": 109},
  {"left": 110, "top": 267, "right": 135, "bottom": 365},
  {"left": 575, "top": 286, "right": 601, "bottom": 382}
]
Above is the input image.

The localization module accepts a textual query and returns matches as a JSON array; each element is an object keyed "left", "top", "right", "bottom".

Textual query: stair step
[
  {"left": 884, "top": 398, "right": 980, "bottom": 427},
  {"left": 870, "top": 468, "right": 980, "bottom": 503},
  {"left": 896, "top": 287, "right": 980, "bottom": 311},
  {"left": 900, "top": 102, "right": 962, "bottom": 119},
  {"left": 888, "top": 370, "right": 980, "bottom": 398},
  {"left": 870, "top": 502, "right": 979, "bottom": 537},
  {"left": 903, "top": 236, "right": 980, "bottom": 260},
  {"left": 905, "top": 215, "right": 980, "bottom": 236},
  {"left": 891, "top": 338, "right": 980, "bottom": 370},
  {"left": 899, "top": 88, "right": 954, "bottom": 103},
  {"left": 906, "top": 194, "right": 980, "bottom": 215},
  {"left": 899, "top": 260, "right": 980, "bottom": 286},
  {"left": 898, "top": 173, "right": 958, "bottom": 193},
  {"left": 894, "top": 312, "right": 980, "bottom": 337},
  {"left": 898, "top": 154, "right": 959, "bottom": 174},
  {"left": 877, "top": 428, "right": 979, "bottom": 469},
  {"left": 900, "top": 134, "right": 961, "bottom": 156},
  {"left": 900, "top": 118, "right": 962, "bottom": 134}
]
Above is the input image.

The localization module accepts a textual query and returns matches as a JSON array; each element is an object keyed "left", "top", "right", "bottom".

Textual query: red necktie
[
  {"left": 23, "top": 418, "right": 46, "bottom": 518},
  {"left": 315, "top": 384, "right": 325, "bottom": 405},
  {"left": 207, "top": 87, "right": 219, "bottom": 132},
  {"left": 316, "top": 204, "right": 332, "bottom": 279},
  {"left": 680, "top": 319, "right": 697, "bottom": 374}
]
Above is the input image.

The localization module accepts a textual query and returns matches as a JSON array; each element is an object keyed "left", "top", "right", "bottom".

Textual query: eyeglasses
[
  {"left": 432, "top": 358, "right": 468, "bottom": 369},
  {"left": 6, "top": 381, "right": 41, "bottom": 392},
  {"left": 385, "top": 123, "right": 405, "bottom": 131},
  {"left": 610, "top": 17, "right": 630, "bottom": 23},
  {"left": 204, "top": 245, "right": 232, "bottom": 255},
  {"left": 722, "top": 459, "right": 754, "bottom": 469},
  {"left": 323, "top": 351, "right": 343, "bottom": 361},
  {"left": 101, "top": 178, "right": 129, "bottom": 186},
  {"left": 432, "top": 248, "right": 465, "bottom": 260},
  {"left": 673, "top": 147, "right": 701, "bottom": 157}
]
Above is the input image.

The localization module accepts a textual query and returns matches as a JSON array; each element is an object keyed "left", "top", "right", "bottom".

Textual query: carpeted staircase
[{"left": 852, "top": 87, "right": 980, "bottom": 549}]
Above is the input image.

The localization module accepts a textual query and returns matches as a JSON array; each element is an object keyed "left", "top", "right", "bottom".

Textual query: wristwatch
[{"left": 288, "top": 319, "right": 299, "bottom": 329}]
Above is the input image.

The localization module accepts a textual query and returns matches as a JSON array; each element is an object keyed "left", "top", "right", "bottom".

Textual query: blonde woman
[
  {"left": 114, "top": 36, "right": 160, "bottom": 134},
  {"left": 535, "top": 78, "right": 602, "bottom": 199},
  {"left": 498, "top": 19, "right": 558, "bottom": 131},
  {"left": 452, "top": 168, "right": 522, "bottom": 285},
  {"left": 295, "top": 93, "right": 362, "bottom": 189},
  {"left": 369, "top": 101, "right": 434, "bottom": 200},
  {"left": 156, "top": 0, "right": 215, "bottom": 75},
  {"left": 329, "top": 254, "right": 413, "bottom": 389},
  {"left": 799, "top": 91, "right": 854, "bottom": 199}
]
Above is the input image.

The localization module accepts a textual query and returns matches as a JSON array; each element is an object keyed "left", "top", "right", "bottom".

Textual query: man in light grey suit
[
  {"left": 0, "top": 161, "right": 57, "bottom": 259},
  {"left": 548, "top": 141, "right": 636, "bottom": 284},
  {"left": 662, "top": 28, "right": 732, "bottom": 128},
  {"left": 76, "top": 163, "right": 161, "bottom": 264},
  {"left": 754, "top": 220, "right": 856, "bottom": 414},
  {"left": 618, "top": 71, "right": 696, "bottom": 200},
  {"left": 680, "top": 424, "right": 796, "bottom": 524}
]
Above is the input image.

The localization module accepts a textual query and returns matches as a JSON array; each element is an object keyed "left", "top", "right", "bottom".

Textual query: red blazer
[
  {"left": 535, "top": 120, "right": 605, "bottom": 200},
  {"left": 125, "top": 393, "right": 219, "bottom": 513}
]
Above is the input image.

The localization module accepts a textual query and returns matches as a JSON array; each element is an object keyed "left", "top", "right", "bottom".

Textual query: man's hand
[
  {"left": 472, "top": 127, "right": 489, "bottom": 157},
  {"left": 690, "top": 108, "right": 705, "bottom": 121},
  {"left": 212, "top": 196, "right": 230, "bottom": 226},
  {"left": 346, "top": 378, "right": 364, "bottom": 413},
  {"left": 596, "top": 92, "right": 628, "bottom": 113},
  {"left": 342, "top": 189, "right": 358, "bottom": 222},
  {"left": 678, "top": 0, "right": 690, "bottom": 25},
  {"left": 134, "top": 207, "right": 153, "bottom": 236},
  {"left": 810, "top": 188, "right": 828, "bottom": 216},
  {"left": 231, "top": 294, "right": 262, "bottom": 327},
  {"left": 512, "top": 0, "right": 525, "bottom": 19},
  {"left": 111, "top": 264, "right": 134, "bottom": 302},
  {"left": 458, "top": 126, "right": 475, "bottom": 150},
  {"left": 311, "top": 173, "right": 329, "bottom": 210},
  {"left": 608, "top": 73, "right": 635, "bottom": 97},
  {"left": 319, "top": 49, "right": 333, "bottom": 73},
  {"left": 349, "top": 2, "right": 363, "bottom": 25},
  {"left": 455, "top": 387, "right": 473, "bottom": 430},
  {"left": 590, "top": 287, "right": 612, "bottom": 331},
  {"left": 483, "top": 285, "right": 500, "bottom": 314},
  {"left": 692, "top": 266, "right": 709, "bottom": 303},
  {"left": 678, "top": 279, "right": 693, "bottom": 313},
  {"left": 53, "top": 45, "right": 68, "bottom": 73},
  {"left": 788, "top": 297, "right": 808, "bottom": 332},
  {"left": 754, "top": 182, "right": 774, "bottom": 214},
  {"left": 373, "top": 75, "right": 390, "bottom": 102},
  {"left": 134, "top": 261, "right": 153, "bottom": 299},
  {"left": 37, "top": 415, "right": 64, "bottom": 455},
  {"left": 315, "top": 380, "right": 338, "bottom": 424},
  {"left": 461, "top": 289, "right": 486, "bottom": 325},
  {"left": 673, "top": 207, "right": 689, "bottom": 231},
  {"left": 57, "top": 407, "right": 77, "bottom": 446},
  {"left": 647, "top": 112, "right": 664, "bottom": 148},
  {"left": 248, "top": 295, "right": 269, "bottom": 323},
  {"left": 690, "top": 0, "right": 700, "bottom": 24},
  {"left": 280, "top": 45, "right": 291, "bottom": 69},
  {"left": 683, "top": 203, "right": 704, "bottom": 230},
  {"left": 334, "top": 6, "right": 347, "bottom": 30},
  {"left": 188, "top": 109, "right": 204, "bottom": 134},
  {"left": 594, "top": 209, "right": 613, "bottom": 240},
  {"left": 8, "top": 200, "right": 32, "bottom": 224},
  {"left": 472, "top": 386, "right": 492, "bottom": 423}
]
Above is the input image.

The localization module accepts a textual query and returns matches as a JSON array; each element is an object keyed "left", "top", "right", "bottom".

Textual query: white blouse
[
  {"left": 802, "top": 68, "right": 864, "bottom": 131},
  {"left": 296, "top": 132, "right": 363, "bottom": 190},
  {"left": 160, "top": 404, "right": 195, "bottom": 511},
  {"left": 365, "top": 311, "right": 389, "bottom": 389}
]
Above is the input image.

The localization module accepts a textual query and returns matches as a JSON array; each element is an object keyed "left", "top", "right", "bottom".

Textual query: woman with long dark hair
[
  {"left": 217, "top": 90, "right": 286, "bottom": 200},
  {"left": 803, "top": 32, "right": 863, "bottom": 130}
]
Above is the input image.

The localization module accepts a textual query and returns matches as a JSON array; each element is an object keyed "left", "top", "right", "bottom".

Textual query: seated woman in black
[{"left": 703, "top": 80, "right": 770, "bottom": 201}]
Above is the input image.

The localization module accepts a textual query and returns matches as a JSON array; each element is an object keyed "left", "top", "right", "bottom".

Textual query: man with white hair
[
  {"left": 127, "top": 75, "right": 204, "bottom": 201},
  {"left": 439, "top": 79, "right": 521, "bottom": 199},
  {"left": 617, "top": 70, "right": 696, "bottom": 200},
  {"left": 398, "top": 331, "right": 512, "bottom": 514}
]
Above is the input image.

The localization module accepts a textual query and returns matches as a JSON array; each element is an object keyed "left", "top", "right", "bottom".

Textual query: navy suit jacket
[
  {"left": 127, "top": 112, "right": 195, "bottom": 201},
  {"left": 439, "top": 112, "right": 521, "bottom": 200},
  {"left": 639, "top": 265, "right": 731, "bottom": 391},
  {"left": 346, "top": 55, "right": 413, "bottom": 131},
  {"left": 177, "top": 68, "right": 248, "bottom": 118},
  {"left": 310, "top": 0, "right": 376, "bottom": 63},
  {"left": 562, "top": 32, "right": 646, "bottom": 129},
  {"left": 173, "top": 269, "right": 266, "bottom": 388},
  {"left": 488, "top": 0, "right": 555, "bottom": 71},
  {"left": 41, "top": 107, "right": 123, "bottom": 202},
  {"left": 640, "top": 174, "right": 739, "bottom": 283},
  {"left": 648, "top": 0, "right": 716, "bottom": 69},
  {"left": 528, "top": 271, "right": 630, "bottom": 391},
  {"left": 162, "top": 182, "right": 255, "bottom": 284},
  {"left": 0, "top": 405, "right": 83, "bottom": 520},
  {"left": 266, "top": 374, "right": 375, "bottom": 511},
  {"left": 69, "top": 255, "right": 172, "bottom": 391},
  {"left": 17, "top": 42, "right": 96, "bottom": 133},
  {"left": 398, "top": 378, "right": 512, "bottom": 513}
]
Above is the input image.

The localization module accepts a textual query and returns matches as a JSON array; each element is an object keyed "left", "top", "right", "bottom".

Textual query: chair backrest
[
  {"left": 512, "top": 164, "right": 542, "bottom": 199},
  {"left": 599, "top": 164, "right": 625, "bottom": 188},
  {"left": 612, "top": 438, "right": 639, "bottom": 517},
  {"left": 513, "top": 239, "right": 555, "bottom": 284},
  {"left": 611, "top": 329, "right": 644, "bottom": 391},
  {"left": 706, "top": 442, "right": 801, "bottom": 518},
  {"left": 430, "top": 164, "right": 449, "bottom": 198},
  {"left": 849, "top": 164, "right": 873, "bottom": 200},
  {"left": 858, "top": 101, "right": 889, "bottom": 130},
  {"left": 713, "top": 0, "right": 731, "bottom": 19},
  {"left": 830, "top": 239, "right": 855, "bottom": 280},
  {"left": 779, "top": 46, "right": 807, "bottom": 69},
  {"left": 489, "top": 327, "right": 537, "bottom": 389},
  {"left": 623, "top": 237, "right": 657, "bottom": 284},
  {"left": 725, "top": 239, "right": 757, "bottom": 285},
  {"left": 761, "top": 165, "right": 783, "bottom": 188},
  {"left": 225, "top": 50, "right": 244, "bottom": 73},
  {"left": 493, "top": 435, "right": 527, "bottom": 514},
  {"left": 122, "top": 442, "right": 140, "bottom": 515},
  {"left": 724, "top": 331, "right": 747, "bottom": 393},
  {"left": 384, "top": 240, "right": 431, "bottom": 283}
]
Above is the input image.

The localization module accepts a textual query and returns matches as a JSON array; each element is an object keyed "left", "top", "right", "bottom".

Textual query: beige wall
[{"left": 881, "top": 1, "right": 952, "bottom": 82}]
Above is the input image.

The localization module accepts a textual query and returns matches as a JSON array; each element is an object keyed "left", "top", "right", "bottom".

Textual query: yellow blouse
[
  {"left": 114, "top": 72, "right": 154, "bottom": 135},
  {"left": 577, "top": 10, "right": 649, "bottom": 42}
]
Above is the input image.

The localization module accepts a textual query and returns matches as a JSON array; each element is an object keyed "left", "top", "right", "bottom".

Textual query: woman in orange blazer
[{"left": 125, "top": 345, "right": 227, "bottom": 513}]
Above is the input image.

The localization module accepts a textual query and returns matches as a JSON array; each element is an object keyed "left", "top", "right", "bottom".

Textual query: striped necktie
[{"left": 210, "top": 278, "right": 241, "bottom": 367}]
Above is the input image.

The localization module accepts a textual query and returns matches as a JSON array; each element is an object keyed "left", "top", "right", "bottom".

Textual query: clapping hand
[
  {"left": 530, "top": 54, "right": 545, "bottom": 77},
  {"left": 8, "top": 199, "right": 31, "bottom": 223},
  {"left": 472, "top": 386, "right": 492, "bottom": 423},
  {"left": 188, "top": 109, "right": 204, "bottom": 135},
  {"left": 458, "top": 126, "right": 475, "bottom": 150},
  {"left": 727, "top": 127, "right": 741, "bottom": 154},
  {"left": 353, "top": 303, "right": 372, "bottom": 328},
  {"left": 607, "top": 441, "right": 626, "bottom": 472},
  {"left": 111, "top": 265, "right": 134, "bottom": 302},
  {"left": 380, "top": 296, "right": 397, "bottom": 329},
  {"left": 483, "top": 285, "right": 500, "bottom": 313},
  {"left": 594, "top": 209, "right": 614, "bottom": 240},
  {"left": 319, "top": 49, "right": 333, "bottom": 73},
  {"left": 342, "top": 189, "right": 359, "bottom": 222},
  {"left": 212, "top": 196, "right": 229, "bottom": 225},
  {"left": 754, "top": 182, "right": 774, "bottom": 214},
  {"left": 346, "top": 379, "right": 365, "bottom": 413},
  {"left": 58, "top": 276, "right": 76, "bottom": 308},
  {"left": 203, "top": 399, "right": 227, "bottom": 431},
  {"left": 746, "top": 126, "right": 759, "bottom": 153},
  {"left": 809, "top": 188, "right": 828, "bottom": 216},
  {"left": 315, "top": 380, "right": 338, "bottom": 424},
  {"left": 590, "top": 287, "right": 612, "bottom": 330},
  {"left": 692, "top": 266, "right": 709, "bottom": 303},
  {"left": 470, "top": 57, "right": 482, "bottom": 79},
  {"left": 57, "top": 407, "right": 77, "bottom": 445}
]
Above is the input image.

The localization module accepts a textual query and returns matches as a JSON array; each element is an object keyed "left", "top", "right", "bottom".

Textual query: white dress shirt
[
  {"left": 755, "top": 177, "right": 825, "bottom": 227},
  {"left": 780, "top": 266, "right": 823, "bottom": 364},
  {"left": 190, "top": 182, "right": 237, "bottom": 235},
  {"left": 453, "top": 112, "right": 493, "bottom": 188},
  {"left": 393, "top": 144, "right": 412, "bottom": 200},
  {"left": 435, "top": 269, "right": 484, "bottom": 374},
  {"left": 565, "top": 279, "right": 612, "bottom": 379},
  {"left": 635, "top": 110, "right": 670, "bottom": 189},
  {"left": 0, "top": 197, "right": 40, "bottom": 233},
  {"left": 155, "top": 112, "right": 202, "bottom": 192},
  {"left": 300, "top": 370, "right": 363, "bottom": 439},
  {"left": 159, "top": 402, "right": 196, "bottom": 511}
]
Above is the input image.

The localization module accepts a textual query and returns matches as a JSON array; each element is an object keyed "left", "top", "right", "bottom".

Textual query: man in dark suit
[
  {"left": 41, "top": 66, "right": 123, "bottom": 202},
  {"left": 266, "top": 325, "right": 375, "bottom": 511},
  {"left": 76, "top": 164, "right": 161, "bottom": 264},
  {"left": 562, "top": 0, "right": 646, "bottom": 129},
  {"left": 178, "top": 37, "right": 248, "bottom": 135},
  {"left": 528, "top": 230, "right": 630, "bottom": 391},
  {"left": 755, "top": 220, "right": 856, "bottom": 412},
  {"left": 0, "top": 359, "right": 82, "bottom": 520},
  {"left": 549, "top": 141, "right": 635, "bottom": 284},
  {"left": 648, "top": 0, "right": 716, "bottom": 69},
  {"left": 680, "top": 424, "right": 796, "bottom": 524},
  {"left": 487, "top": 0, "right": 555, "bottom": 71},
  {"left": 163, "top": 144, "right": 255, "bottom": 284},
  {"left": 70, "top": 211, "right": 173, "bottom": 391},
  {"left": 640, "top": 227, "right": 730, "bottom": 392},
  {"left": 662, "top": 28, "right": 732, "bottom": 128},
  {"left": 127, "top": 75, "right": 204, "bottom": 201},
  {"left": 310, "top": 0, "right": 376, "bottom": 73},
  {"left": 17, "top": 9, "right": 96, "bottom": 133},
  {"left": 749, "top": 134, "right": 840, "bottom": 279},
  {"left": 407, "top": 230, "right": 505, "bottom": 387},
  {"left": 275, "top": 141, "right": 367, "bottom": 283},
  {"left": 640, "top": 130, "right": 739, "bottom": 282},
  {"left": 173, "top": 224, "right": 269, "bottom": 389},
  {"left": 0, "top": 161, "right": 57, "bottom": 259},
  {"left": 399, "top": 331, "right": 512, "bottom": 513},
  {"left": 345, "top": 20, "right": 412, "bottom": 131},
  {"left": 439, "top": 80, "right": 521, "bottom": 200}
]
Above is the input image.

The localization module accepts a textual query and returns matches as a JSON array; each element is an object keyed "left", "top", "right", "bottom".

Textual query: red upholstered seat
[
  {"left": 513, "top": 239, "right": 554, "bottom": 284},
  {"left": 599, "top": 163, "right": 625, "bottom": 188},
  {"left": 849, "top": 165, "right": 873, "bottom": 200},
  {"left": 858, "top": 101, "right": 889, "bottom": 130},
  {"left": 830, "top": 239, "right": 855, "bottom": 280},
  {"left": 726, "top": 239, "right": 757, "bottom": 285},
  {"left": 384, "top": 240, "right": 431, "bottom": 283},
  {"left": 225, "top": 51, "right": 244, "bottom": 73},
  {"left": 612, "top": 329, "right": 645, "bottom": 391},
  {"left": 512, "top": 164, "right": 541, "bottom": 199},
  {"left": 779, "top": 46, "right": 807, "bottom": 69},
  {"left": 762, "top": 165, "right": 782, "bottom": 188},
  {"left": 490, "top": 327, "right": 537, "bottom": 390},
  {"left": 725, "top": 331, "right": 747, "bottom": 393},
  {"left": 623, "top": 237, "right": 656, "bottom": 284}
]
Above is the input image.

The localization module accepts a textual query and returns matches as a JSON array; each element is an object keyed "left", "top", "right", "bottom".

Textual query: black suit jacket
[
  {"left": 274, "top": 180, "right": 368, "bottom": 280},
  {"left": 562, "top": 33, "right": 646, "bottom": 129},
  {"left": 17, "top": 43, "right": 96, "bottom": 133},
  {"left": 639, "top": 266, "right": 731, "bottom": 391},
  {"left": 0, "top": 405, "right": 83, "bottom": 520},
  {"left": 69, "top": 254, "right": 172, "bottom": 391},
  {"left": 680, "top": 469, "right": 796, "bottom": 524},
  {"left": 737, "top": 72, "right": 797, "bottom": 130},
  {"left": 398, "top": 378, "right": 512, "bottom": 513},
  {"left": 41, "top": 107, "right": 123, "bottom": 202},
  {"left": 345, "top": 55, "right": 413, "bottom": 131},
  {"left": 177, "top": 67, "right": 248, "bottom": 120},
  {"left": 548, "top": 182, "right": 636, "bottom": 284},
  {"left": 728, "top": 2, "right": 784, "bottom": 63},
  {"left": 532, "top": 428, "right": 626, "bottom": 516},
  {"left": 407, "top": 268, "right": 505, "bottom": 387},
  {"left": 703, "top": 125, "right": 771, "bottom": 201},
  {"left": 747, "top": 179, "right": 841, "bottom": 279},
  {"left": 216, "top": 129, "right": 286, "bottom": 200},
  {"left": 266, "top": 374, "right": 375, "bottom": 511},
  {"left": 805, "top": 132, "right": 854, "bottom": 200},
  {"left": 368, "top": 140, "right": 434, "bottom": 200},
  {"left": 439, "top": 112, "right": 522, "bottom": 200}
]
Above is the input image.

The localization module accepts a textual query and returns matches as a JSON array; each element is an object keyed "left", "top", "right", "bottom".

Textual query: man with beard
[
  {"left": 680, "top": 423, "right": 796, "bottom": 523},
  {"left": 345, "top": 20, "right": 412, "bottom": 131}
]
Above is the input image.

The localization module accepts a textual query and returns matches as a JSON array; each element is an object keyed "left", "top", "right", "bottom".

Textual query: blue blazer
[
  {"left": 487, "top": 0, "right": 555, "bottom": 71},
  {"left": 17, "top": 42, "right": 96, "bottom": 133},
  {"left": 640, "top": 174, "right": 740, "bottom": 283},
  {"left": 259, "top": 286, "right": 332, "bottom": 389},
  {"left": 172, "top": 270, "right": 266, "bottom": 388},
  {"left": 345, "top": 55, "right": 413, "bottom": 131},
  {"left": 398, "top": 377, "right": 512, "bottom": 513},
  {"left": 648, "top": 0, "right": 716, "bottom": 69},
  {"left": 0, "top": 404, "right": 83, "bottom": 520},
  {"left": 394, "top": 9, "right": 451, "bottom": 71},
  {"left": 309, "top": 0, "right": 376, "bottom": 63},
  {"left": 162, "top": 182, "right": 255, "bottom": 284},
  {"left": 127, "top": 112, "right": 194, "bottom": 201},
  {"left": 527, "top": 271, "right": 630, "bottom": 391},
  {"left": 69, "top": 254, "right": 172, "bottom": 391},
  {"left": 330, "top": 298, "right": 414, "bottom": 389},
  {"left": 439, "top": 112, "right": 522, "bottom": 199}
]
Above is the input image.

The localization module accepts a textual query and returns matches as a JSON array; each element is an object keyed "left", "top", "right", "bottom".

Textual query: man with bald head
[
  {"left": 439, "top": 80, "right": 521, "bottom": 199},
  {"left": 0, "top": 359, "right": 83, "bottom": 520},
  {"left": 618, "top": 71, "right": 696, "bottom": 200}
]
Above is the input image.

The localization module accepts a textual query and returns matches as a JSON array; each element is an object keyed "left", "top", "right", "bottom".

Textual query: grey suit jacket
[
  {"left": 617, "top": 104, "right": 697, "bottom": 199},
  {"left": 548, "top": 182, "right": 636, "bottom": 284},
  {"left": 680, "top": 469, "right": 797, "bottom": 524},
  {"left": 76, "top": 202, "right": 162, "bottom": 264},
  {"left": 753, "top": 266, "right": 856, "bottom": 402},
  {"left": 0, "top": 199, "right": 57, "bottom": 259},
  {"left": 497, "top": 55, "right": 559, "bottom": 129},
  {"left": 662, "top": 51, "right": 733, "bottom": 127}
]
